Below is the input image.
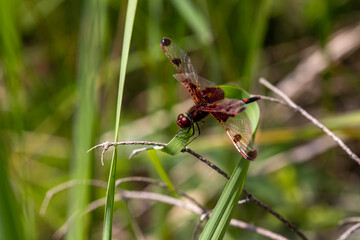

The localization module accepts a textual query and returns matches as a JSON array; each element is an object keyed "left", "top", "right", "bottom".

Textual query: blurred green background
[{"left": 1, "top": 0, "right": 360, "bottom": 239}]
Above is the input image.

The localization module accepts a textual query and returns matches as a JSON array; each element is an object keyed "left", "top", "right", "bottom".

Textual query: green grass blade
[
  {"left": 147, "top": 149, "right": 177, "bottom": 196},
  {"left": 0, "top": 143, "right": 25, "bottom": 240},
  {"left": 169, "top": 0, "right": 212, "bottom": 44},
  {"left": 162, "top": 128, "right": 194, "bottom": 155},
  {"left": 102, "top": 1, "right": 138, "bottom": 239},
  {"left": 0, "top": 0, "right": 26, "bottom": 239},
  {"left": 67, "top": 0, "right": 106, "bottom": 239},
  {"left": 200, "top": 159, "right": 250, "bottom": 239},
  {"left": 240, "top": 0, "right": 272, "bottom": 89},
  {"left": 200, "top": 86, "right": 260, "bottom": 239}
]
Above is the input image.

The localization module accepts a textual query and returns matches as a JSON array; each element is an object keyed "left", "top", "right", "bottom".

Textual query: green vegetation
[{"left": 1, "top": 0, "right": 359, "bottom": 239}]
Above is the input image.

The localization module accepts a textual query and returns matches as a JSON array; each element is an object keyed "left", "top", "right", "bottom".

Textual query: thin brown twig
[
  {"left": 181, "top": 147, "right": 230, "bottom": 179},
  {"left": 229, "top": 218, "right": 288, "bottom": 240},
  {"left": 89, "top": 140, "right": 307, "bottom": 239},
  {"left": 129, "top": 147, "right": 154, "bottom": 159},
  {"left": 253, "top": 95, "right": 287, "bottom": 106},
  {"left": 41, "top": 171, "right": 293, "bottom": 240},
  {"left": 88, "top": 141, "right": 166, "bottom": 165},
  {"left": 259, "top": 77, "right": 360, "bottom": 165},
  {"left": 252, "top": 136, "right": 337, "bottom": 175},
  {"left": 337, "top": 223, "right": 360, "bottom": 240},
  {"left": 55, "top": 190, "right": 288, "bottom": 240},
  {"left": 237, "top": 195, "right": 252, "bottom": 205},
  {"left": 337, "top": 217, "right": 360, "bottom": 240},
  {"left": 277, "top": 21, "right": 360, "bottom": 99},
  {"left": 241, "top": 190, "right": 307, "bottom": 240},
  {"left": 114, "top": 176, "right": 207, "bottom": 213},
  {"left": 40, "top": 179, "right": 107, "bottom": 216},
  {"left": 183, "top": 147, "right": 307, "bottom": 240},
  {"left": 124, "top": 200, "right": 146, "bottom": 240},
  {"left": 122, "top": 191, "right": 288, "bottom": 240},
  {"left": 41, "top": 176, "right": 206, "bottom": 216},
  {"left": 192, "top": 211, "right": 212, "bottom": 240},
  {"left": 46, "top": 177, "right": 208, "bottom": 239},
  {"left": 339, "top": 217, "right": 360, "bottom": 226}
]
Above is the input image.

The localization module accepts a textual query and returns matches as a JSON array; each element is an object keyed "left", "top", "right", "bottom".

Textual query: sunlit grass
[
  {"left": 0, "top": 0, "right": 26, "bottom": 240},
  {"left": 0, "top": 0, "right": 359, "bottom": 239},
  {"left": 102, "top": 1, "right": 138, "bottom": 239},
  {"left": 66, "top": 0, "right": 107, "bottom": 239}
]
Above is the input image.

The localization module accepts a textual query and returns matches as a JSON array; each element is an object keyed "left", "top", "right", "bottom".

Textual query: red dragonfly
[{"left": 161, "top": 37, "right": 260, "bottom": 160}]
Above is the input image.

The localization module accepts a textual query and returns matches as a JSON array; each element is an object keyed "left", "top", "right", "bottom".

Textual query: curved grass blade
[
  {"left": 102, "top": 1, "right": 138, "bottom": 239},
  {"left": 147, "top": 149, "right": 178, "bottom": 196},
  {"left": 200, "top": 159, "right": 250, "bottom": 240},
  {"left": 169, "top": 0, "right": 212, "bottom": 44},
  {"left": 162, "top": 127, "right": 194, "bottom": 155},
  {"left": 200, "top": 85, "right": 260, "bottom": 239}
]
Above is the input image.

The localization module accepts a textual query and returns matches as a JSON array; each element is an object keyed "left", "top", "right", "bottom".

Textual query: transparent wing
[
  {"left": 173, "top": 73, "right": 219, "bottom": 104},
  {"left": 210, "top": 112, "right": 257, "bottom": 160},
  {"left": 161, "top": 38, "right": 197, "bottom": 76},
  {"left": 200, "top": 98, "right": 247, "bottom": 115},
  {"left": 161, "top": 37, "right": 216, "bottom": 103}
]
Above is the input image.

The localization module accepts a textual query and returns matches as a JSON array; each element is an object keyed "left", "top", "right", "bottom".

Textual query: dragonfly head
[{"left": 177, "top": 113, "right": 192, "bottom": 128}]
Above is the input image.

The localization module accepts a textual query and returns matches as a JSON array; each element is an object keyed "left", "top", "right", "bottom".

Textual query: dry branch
[
  {"left": 88, "top": 140, "right": 307, "bottom": 239},
  {"left": 277, "top": 21, "right": 360, "bottom": 99},
  {"left": 54, "top": 190, "right": 289, "bottom": 240},
  {"left": 337, "top": 223, "right": 360, "bottom": 240},
  {"left": 260, "top": 78, "right": 360, "bottom": 165}
]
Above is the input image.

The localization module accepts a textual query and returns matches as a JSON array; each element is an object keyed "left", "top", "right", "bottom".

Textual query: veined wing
[
  {"left": 161, "top": 37, "right": 197, "bottom": 76},
  {"left": 173, "top": 73, "right": 220, "bottom": 104},
  {"left": 161, "top": 37, "right": 216, "bottom": 103},
  {"left": 210, "top": 112, "right": 257, "bottom": 161},
  {"left": 200, "top": 98, "right": 247, "bottom": 115}
]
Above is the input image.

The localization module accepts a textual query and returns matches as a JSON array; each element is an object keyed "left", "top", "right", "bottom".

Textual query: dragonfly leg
[{"left": 184, "top": 122, "right": 201, "bottom": 146}]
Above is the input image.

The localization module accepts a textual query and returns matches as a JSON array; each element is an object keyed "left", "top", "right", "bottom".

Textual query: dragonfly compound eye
[{"left": 177, "top": 114, "right": 191, "bottom": 128}]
